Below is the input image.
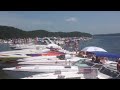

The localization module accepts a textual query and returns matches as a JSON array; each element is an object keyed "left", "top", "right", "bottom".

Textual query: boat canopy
[{"left": 91, "top": 51, "right": 120, "bottom": 58}]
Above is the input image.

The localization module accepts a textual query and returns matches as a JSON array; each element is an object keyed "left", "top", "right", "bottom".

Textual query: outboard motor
[
  {"left": 57, "top": 54, "right": 65, "bottom": 60},
  {"left": 57, "top": 54, "right": 72, "bottom": 60}
]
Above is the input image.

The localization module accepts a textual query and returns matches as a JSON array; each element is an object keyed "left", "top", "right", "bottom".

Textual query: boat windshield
[
  {"left": 72, "top": 59, "right": 99, "bottom": 79},
  {"left": 72, "top": 59, "right": 89, "bottom": 67}
]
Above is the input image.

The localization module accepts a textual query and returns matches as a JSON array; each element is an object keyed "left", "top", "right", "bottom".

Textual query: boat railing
[
  {"left": 98, "top": 65, "right": 120, "bottom": 78},
  {"left": 81, "top": 59, "right": 120, "bottom": 79},
  {"left": 115, "top": 73, "right": 120, "bottom": 78},
  {"left": 91, "top": 63, "right": 103, "bottom": 68}
]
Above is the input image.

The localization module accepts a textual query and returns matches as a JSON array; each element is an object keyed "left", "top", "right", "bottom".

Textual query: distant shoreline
[
  {"left": 0, "top": 25, "right": 92, "bottom": 39},
  {"left": 94, "top": 33, "right": 120, "bottom": 36}
]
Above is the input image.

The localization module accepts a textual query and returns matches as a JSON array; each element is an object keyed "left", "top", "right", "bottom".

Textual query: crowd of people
[
  {"left": 60, "top": 38, "right": 120, "bottom": 73},
  {"left": 76, "top": 51, "right": 108, "bottom": 64},
  {"left": 76, "top": 50, "right": 120, "bottom": 72}
]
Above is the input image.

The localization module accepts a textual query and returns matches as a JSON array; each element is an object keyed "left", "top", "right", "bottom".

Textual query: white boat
[
  {"left": 22, "top": 71, "right": 85, "bottom": 79},
  {"left": 0, "top": 42, "right": 69, "bottom": 62},
  {"left": 17, "top": 55, "right": 82, "bottom": 65},
  {"left": 0, "top": 49, "right": 42, "bottom": 62},
  {"left": 9, "top": 37, "right": 53, "bottom": 50},
  {"left": 2, "top": 65, "right": 79, "bottom": 79},
  {"left": 9, "top": 44, "right": 47, "bottom": 50},
  {"left": 3, "top": 58, "right": 87, "bottom": 72},
  {"left": 3, "top": 65, "right": 78, "bottom": 72},
  {"left": 2, "top": 59, "right": 89, "bottom": 78},
  {"left": 21, "top": 70, "right": 111, "bottom": 79},
  {"left": 0, "top": 36, "right": 78, "bottom": 63},
  {"left": 3, "top": 57, "right": 116, "bottom": 79}
]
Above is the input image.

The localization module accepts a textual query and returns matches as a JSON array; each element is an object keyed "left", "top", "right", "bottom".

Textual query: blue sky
[{"left": 0, "top": 11, "right": 120, "bottom": 34}]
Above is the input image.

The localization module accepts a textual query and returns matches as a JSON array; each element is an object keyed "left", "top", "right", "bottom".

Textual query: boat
[
  {"left": 2, "top": 58, "right": 88, "bottom": 78},
  {"left": 0, "top": 37, "right": 79, "bottom": 63},
  {"left": 84, "top": 59, "right": 120, "bottom": 78},
  {"left": 26, "top": 50, "right": 65, "bottom": 57},
  {"left": 3, "top": 58, "right": 116, "bottom": 79},
  {"left": 0, "top": 42, "right": 66, "bottom": 63},
  {"left": 21, "top": 69, "right": 111, "bottom": 79},
  {"left": 0, "top": 53, "right": 30, "bottom": 63},
  {"left": 17, "top": 56, "right": 83, "bottom": 65},
  {"left": 9, "top": 37, "right": 55, "bottom": 50},
  {"left": 3, "top": 40, "right": 119, "bottom": 79}
]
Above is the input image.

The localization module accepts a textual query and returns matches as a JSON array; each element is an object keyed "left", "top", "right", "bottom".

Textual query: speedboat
[
  {"left": 3, "top": 58, "right": 87, "bottom": 72},
  {"left": 2, "top": 59, "right": 88, "bottom": 78},
  {"left": 21, "top": 70, "right": 111, "bottom": 79},
  {"left": 0, "top": 53, "right": 30, "bottom": 63},
  {"left": 0, "top": 37, "right": 57, "bottom": 62},
  {"left": 3, "top": 58, "right": 115, "bottom": 79},
  {"left": 0, "top": 43, "right": 68, "bottom": 62},
  {"left": 17, "top": 54, "right": 82, "bottom": 65}
]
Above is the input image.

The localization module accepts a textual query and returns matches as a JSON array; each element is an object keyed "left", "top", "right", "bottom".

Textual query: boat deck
[
  {"left": 21, "top": 70, "right": 111, "bottom": 79},
  {"left": 21, "top": 71, "right": 85, "bottom": 79}
]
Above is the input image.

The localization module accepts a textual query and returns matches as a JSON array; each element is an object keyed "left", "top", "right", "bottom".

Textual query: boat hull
[{"left": 3, "top": 70, "right": 42, "bottom": 79}]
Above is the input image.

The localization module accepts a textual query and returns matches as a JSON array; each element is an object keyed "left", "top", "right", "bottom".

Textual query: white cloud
[{"left": 65, "top": 17, "right": 78, "bottom": 22}]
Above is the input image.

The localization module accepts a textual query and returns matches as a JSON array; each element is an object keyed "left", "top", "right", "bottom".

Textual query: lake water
[
  {"left": 0, "top": 36, "right": 120, "bottom": 79},
  {"left": 80, "top": 36, "right": 120, "bottom": 54}
]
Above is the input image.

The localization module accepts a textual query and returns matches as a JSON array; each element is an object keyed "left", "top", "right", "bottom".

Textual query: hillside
[{"left": 0, "top": 25, "right": 92, "bottom": 39}]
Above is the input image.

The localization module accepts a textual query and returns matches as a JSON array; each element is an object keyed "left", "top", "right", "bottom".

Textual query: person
[
  {"left": 91, "top": 55, "right": 96, "bottom": 62},
  {"left": 86, "top": 52, "right": 93, "bottom": 59},
  {"left": 83, "top": 51, "right": 87, "bottom": 57},
  {"left": 100, "top": 57, "right": 106, "bottom": 64},
  {"left": 94, "top": 56, "right": 100, "bottom": 63},
  {"left": 76, "top": 51, "right": 82, "bottom": 57},
  {"left": 115, "top": 58, "right": 119, "bottom": 62},
  {"left": 49, "top": 46, "right": 57, "bottom": 51},
  {"left": 117, "top": 60, "right": 120, "bottom": 72},
  {"left": 77, "top": 51, "right": 86, "bottom": 58},
  {"left": 49, "top": 46, "right": 54, "bottom": 51}
]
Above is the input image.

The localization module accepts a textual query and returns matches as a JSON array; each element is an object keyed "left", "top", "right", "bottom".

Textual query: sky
[{"left": 0, "top": 11, "right": 120, "bottom": 35}]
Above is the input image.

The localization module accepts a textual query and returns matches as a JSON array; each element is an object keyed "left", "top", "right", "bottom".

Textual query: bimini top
[{"left": 91, "top": 51, "right": 120, "bottom": 58}]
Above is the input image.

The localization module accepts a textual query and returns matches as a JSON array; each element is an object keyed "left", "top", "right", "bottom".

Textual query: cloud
[{"left": 65, "top": 17, "right": 78, "bottom": 22}]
